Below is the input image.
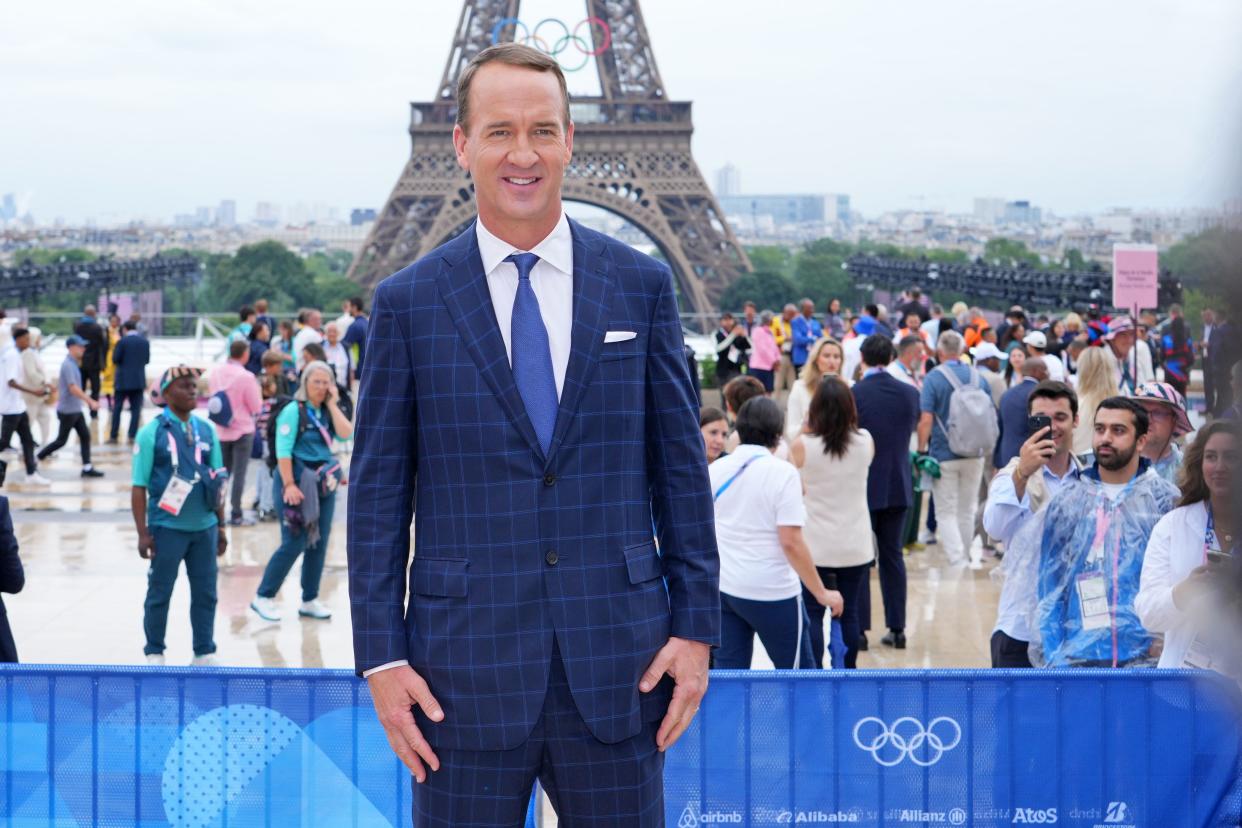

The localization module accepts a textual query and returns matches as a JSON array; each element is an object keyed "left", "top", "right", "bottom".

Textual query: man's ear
[{"left": 453, "top": 123, "right": 470, "bottom": 172}]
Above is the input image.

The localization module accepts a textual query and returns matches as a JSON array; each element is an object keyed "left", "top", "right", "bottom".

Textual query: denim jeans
[
  {"left": 256, "top": 479, "right": 336, "bottom": 602},
  {"left": 143, "top": 525, "right": 218, "bottom": 656}
]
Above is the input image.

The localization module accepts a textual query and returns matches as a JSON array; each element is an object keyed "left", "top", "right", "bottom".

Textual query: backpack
[
  {"left": 206, "top": 390, "right": 233, "bottom": 427},
  {"left": 933, "top": 364, "right": 999, "bottom": 458},
  {"left": 264, "top": 397, "right": 309, "bottom": 469}
]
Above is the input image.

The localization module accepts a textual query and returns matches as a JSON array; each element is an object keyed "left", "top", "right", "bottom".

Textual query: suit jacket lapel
[
  {"left": 435, "top": 223, "right": 545, "bottom": 460},
  {"left": 544, "top": 220, "right": 615, "bottom": 469}
]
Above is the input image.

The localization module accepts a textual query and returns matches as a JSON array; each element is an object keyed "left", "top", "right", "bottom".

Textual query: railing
[{"left": 1, "top": 665, "right": 1239, "bottom": 826}]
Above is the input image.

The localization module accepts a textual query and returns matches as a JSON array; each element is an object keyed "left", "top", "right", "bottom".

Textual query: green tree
[
  {"left": 208, "top": 241, "right": 316, "bottom": 311},
  {"left": 718, "top": 270, "right": 798, "bottom": 313},
  {"left": 305, "top": 250, "right": 360, "bottom": 310},
  {"left": 793, "top": 247, "right": 852, "bottom": 308},
  {"left": 745, "top": 245, "right": 794, "bottom": 278},
  {"left": 983, "top": 237, "right": 1041, "bottom": 269}
]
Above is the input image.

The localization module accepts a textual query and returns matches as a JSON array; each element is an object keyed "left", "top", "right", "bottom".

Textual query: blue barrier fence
[{"left": 1, "top": 665, "right": 1240, "bottom": 827}]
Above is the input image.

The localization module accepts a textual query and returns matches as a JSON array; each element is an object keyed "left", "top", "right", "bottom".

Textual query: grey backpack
[{"left": 933, "top": 364, "right": 999, "bottom": 458}]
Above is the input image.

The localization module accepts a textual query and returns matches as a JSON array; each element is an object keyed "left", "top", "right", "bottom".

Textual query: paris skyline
[{"left": 5, "top": 0, "right": 1241, "bottom": 226}]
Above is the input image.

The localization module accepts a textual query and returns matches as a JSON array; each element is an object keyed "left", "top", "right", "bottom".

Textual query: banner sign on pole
[{"left": 1112, "top": 243, "right": 1159, "bottom": 310}]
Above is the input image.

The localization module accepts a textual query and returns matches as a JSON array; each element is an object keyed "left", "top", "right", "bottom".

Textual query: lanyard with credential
[
  {"left": 163, "top": 412, "right": 202, "bottom": 478},
  {"left": 304, "top": 406, "right": 332, "bottom": 446},
  {"left": 713, "top": 454, "right": 764, "bottom": 502},
  {"left": 1204, "top": 502, "right": 1220, "bottom": 564}
]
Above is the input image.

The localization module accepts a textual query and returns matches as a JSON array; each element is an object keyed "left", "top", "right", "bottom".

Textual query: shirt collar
[{"left": 476, "top": 212, "right": 572, "bottom": 277}]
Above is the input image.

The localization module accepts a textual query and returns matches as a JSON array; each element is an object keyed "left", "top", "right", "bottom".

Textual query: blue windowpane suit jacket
[{"left": 347, "top": 220, "right": 720, "bottom": 751}]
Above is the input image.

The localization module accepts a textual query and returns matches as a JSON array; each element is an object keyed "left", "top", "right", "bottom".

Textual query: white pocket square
[{"left": 604, "top": 331, "right": 637, "bottom": 343}]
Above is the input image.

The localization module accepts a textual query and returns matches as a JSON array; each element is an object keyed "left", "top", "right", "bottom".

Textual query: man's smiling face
[{"left": 453, "top": 62, "right": 573, "bottom": 241}]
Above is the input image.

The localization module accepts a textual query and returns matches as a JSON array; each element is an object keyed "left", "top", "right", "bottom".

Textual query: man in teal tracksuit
[{"left": 131, "top": 365, "right": 228, "bottom": 666}]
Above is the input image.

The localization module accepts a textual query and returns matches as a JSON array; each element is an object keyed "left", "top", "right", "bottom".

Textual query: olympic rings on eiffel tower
[{"left": 489, "top": 17, "right": 612, "bottom": 72}]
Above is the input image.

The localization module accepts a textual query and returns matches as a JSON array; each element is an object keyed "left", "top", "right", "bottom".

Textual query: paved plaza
[{"left": 3, "top": 418, "right": 1000, "bottom": 672}]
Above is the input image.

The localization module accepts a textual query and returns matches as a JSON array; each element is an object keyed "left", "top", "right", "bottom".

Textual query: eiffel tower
[{"left": 348, "top": 0, "right": 751, "bottom": 323}]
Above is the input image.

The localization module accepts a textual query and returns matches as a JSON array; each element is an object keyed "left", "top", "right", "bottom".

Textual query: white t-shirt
[
  {"left": 291, "top": 326, "right": 324, "bottom": 368},
  {"left": 709, "top": 444, "right": 806, "bottom": 601},
  {"left": 0, "top": 345, "right": 26, "bottom": 415},
  {"left": 1042, "top": 353, "right": 1066, "bottom": 382}
]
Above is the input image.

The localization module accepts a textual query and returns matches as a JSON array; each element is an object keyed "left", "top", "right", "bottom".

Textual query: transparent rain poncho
[{"left": 1003, "top": 463, "right": 1178, "bottom": 668}]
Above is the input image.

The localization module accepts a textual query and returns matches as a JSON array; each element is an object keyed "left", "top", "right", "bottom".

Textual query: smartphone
[
  {"left": 1207, "top": 549, "right": 1233, "bottom": 567},
  {"left": 1027, "top": 414, "right": 1052, "bottom": 439}
]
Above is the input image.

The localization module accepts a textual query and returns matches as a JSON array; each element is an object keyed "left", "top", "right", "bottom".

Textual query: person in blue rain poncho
[{"left": 1008, "top": 397, "right": 1177, "bottom": 668}]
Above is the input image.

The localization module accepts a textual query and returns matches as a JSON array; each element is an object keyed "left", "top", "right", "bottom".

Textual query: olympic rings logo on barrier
[
  {"left": 852, "top": 716, "right": 962, "bottom": 767},
  {"left": 490, "top": 17, "right": 612, "bottom": 72}
]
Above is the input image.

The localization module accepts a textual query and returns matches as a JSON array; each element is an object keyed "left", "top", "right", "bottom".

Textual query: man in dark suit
[
  {"left": 0, "top": 487, "right": 24, "bottom": 663},
  {"left": 994, "top": 357, "right": 1048, "bottom": 469},
  {"left": 853, "top": 334, "right": 920, "bottom": 649},
  {"left": 348, "top": 44, "right": 718, "bottom": 826},
  {"left": 73, "top": 305, "right": 107, "bottom": 419},
  {"left": 109, "top": 321, "right": 150, "bottom": 443}
]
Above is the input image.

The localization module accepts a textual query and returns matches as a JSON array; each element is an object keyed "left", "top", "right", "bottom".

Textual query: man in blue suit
[
  {"left": 110, "top": 320, "right": 150, "bottom": 443},
  {"left": 348, "top": 43, "right": 719, "bottom": 826},
  {"left": 790, "top": 298, "right": 824, "bottom": 373},
  {"left": 853, "top": 335, "right": 920, "bottom": 649}
]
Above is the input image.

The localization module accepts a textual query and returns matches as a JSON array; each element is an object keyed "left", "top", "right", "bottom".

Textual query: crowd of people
[
  {"left": 0, "top": 297, "right": 370, "bottom": 665},
  {"left": 703, "top": 289, "right": 1241, "bottom": 674}
]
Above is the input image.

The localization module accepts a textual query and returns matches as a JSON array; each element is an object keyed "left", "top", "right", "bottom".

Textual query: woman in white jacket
[{"left": 1137, "top": 421, "right": 1238, "bottom": 670}]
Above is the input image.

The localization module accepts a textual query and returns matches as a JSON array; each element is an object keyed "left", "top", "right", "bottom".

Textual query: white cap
[
  {"left": 1023, "top": 331, "right": 1048, "bottom": 350},
  {"left": 969, "top": 342, "right": 1006, "bottom": 362}
]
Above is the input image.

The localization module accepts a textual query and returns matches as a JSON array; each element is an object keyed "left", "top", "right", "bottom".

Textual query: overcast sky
[{"left": 5, "top": 0, "right": 1242, "bottom": 225}]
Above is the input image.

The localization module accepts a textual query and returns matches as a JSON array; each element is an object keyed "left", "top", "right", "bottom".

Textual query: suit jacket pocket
[
  {"left": 410, "top": 557, "right": 469, "bottom": 597},
  {"left": 622, "top": 541, "right": 663, "bottom": 584},
  {"left": 598, "top": 338, "right": 646, "bottom": 362}
]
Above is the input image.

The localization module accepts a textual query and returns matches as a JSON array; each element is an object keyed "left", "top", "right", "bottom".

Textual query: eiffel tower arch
[{"left": 349, "top": 0, "right": 751, "bottom": 325}]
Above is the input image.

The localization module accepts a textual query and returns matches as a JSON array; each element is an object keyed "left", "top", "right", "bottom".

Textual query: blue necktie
[{"left": 506, "top": 253, "right": 558, "bottom": 455}]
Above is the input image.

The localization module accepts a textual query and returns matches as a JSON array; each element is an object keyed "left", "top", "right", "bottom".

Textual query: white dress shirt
[
  {"left": 363, "top": 212, "right": 576, "bottom": 679},
  {"left": 476, "top": 212, "right": 574, "bottom": 400},
  {"left": 985, "top": 459, "right": 1081, "bottom": 642}
]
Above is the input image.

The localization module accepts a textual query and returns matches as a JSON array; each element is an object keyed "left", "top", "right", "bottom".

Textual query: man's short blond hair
[{"left": 456, "top": 43, "right": 570, "bottom": 133}]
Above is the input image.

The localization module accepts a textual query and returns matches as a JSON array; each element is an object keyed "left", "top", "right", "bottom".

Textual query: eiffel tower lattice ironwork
[{"left": 348, "top": 0, "right": 751, "bottom": 323}]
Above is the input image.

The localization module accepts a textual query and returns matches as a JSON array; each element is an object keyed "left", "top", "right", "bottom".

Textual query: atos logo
[{"left": 1012, "top": 808, "right": 1058, "bottom": 824}]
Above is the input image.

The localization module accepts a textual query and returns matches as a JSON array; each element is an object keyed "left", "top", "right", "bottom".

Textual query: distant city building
[
  {"left": 350, "top": 208, "right": 377, "bottom": 226},
  {"left": 215, "top": 200, "right": 237, "bottom": 227},
  {"left": 973, "top": 197, "right": 1006, "bottom": 224},
  {"left": 194, "top": 206, "right": 211, "bottom": 226},
  {"left": 718, "top": 194, "right": 825, "bottom": 225},
  {"left": 255, "top": 201, "right": 280, "bottom": 227},
  {"left": 1, "top": 194, "right": 15, "bottom": 222},
  {"left": 826, "top": 194, "right": 851, "bottom": 225},
  {"left": 1003, "top": 200, "right": 1042, "bottom": 225},
  {"left": 714, "top": 164, "right": 741, "bottom": 198}
]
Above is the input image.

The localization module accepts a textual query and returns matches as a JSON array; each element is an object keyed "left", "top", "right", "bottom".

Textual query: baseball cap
[
  {"left": 1132, "top": 382, "right": 1193, "bottom": 436},
  {"left": 1104, "top": 316, "right": 1135, "bottom": 340},
  {"left": 65, "top": 334, "right": 88, "bottom": 347},
  {"left": 969, "top": 342, "right": 1006, "bottom": 362},
  {"left": 1022, "top": 331, "right": 1048, "bottom": 350}
]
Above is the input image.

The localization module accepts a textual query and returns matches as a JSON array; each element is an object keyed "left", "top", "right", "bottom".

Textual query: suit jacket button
[
  {"left": 545, "top": 549, "right": 559, "bottom": 566},
  {"left": 543, "top": 473, "right": 556, "bottom": 487}
]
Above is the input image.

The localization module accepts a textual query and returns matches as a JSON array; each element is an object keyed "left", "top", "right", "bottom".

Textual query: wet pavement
[{"left": 3, "top": 416, "right": 1003, "bottom": 671}]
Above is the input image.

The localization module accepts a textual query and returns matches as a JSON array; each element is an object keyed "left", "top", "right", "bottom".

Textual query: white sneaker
[
  {"left": 190, "top": 654, "right": 218, "bottom": 667},
  {"left": 918, "top": 529, "right": 938, "bottom": 545},
  {"left": 298, "top": 599, "right": 332, "bottom": 620},
  {"left": 26, "top": 472, "right": 51, "bottom": 485},
  {"left": 250, "top": 596, "right": 282, "bottom": 622},
  {"left": 145, "top": 653, "right": 166, "bottom": 666}
]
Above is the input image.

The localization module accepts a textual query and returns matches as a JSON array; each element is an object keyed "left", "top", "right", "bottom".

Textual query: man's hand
[
  {"left": 1016, "top": 426, "right": 1055, "bottom": 482},
  {"left": 88, "top": 399, "right": 100, "bottom": 412},
  {"left": 216, "top": 530, "right": 228, "bottom": 557},
  {"left": 367, "top": 665, "right": 444, "bottom": 782},
  {"left": 818, "top": 588, "right": 844, "bottom": 618},
  {"left": 640, "top": 637, "right": 709, "bottom": 753},
  {"left": 137, "top": 531, "right": 156, "bottom": 560}
]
